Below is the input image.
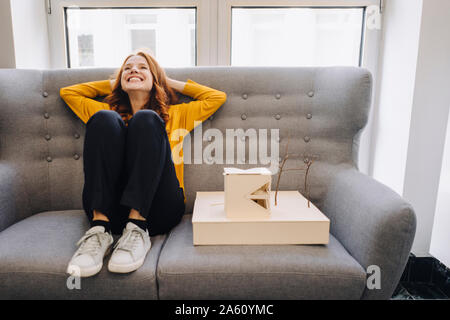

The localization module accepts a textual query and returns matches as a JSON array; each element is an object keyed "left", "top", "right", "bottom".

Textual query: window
[
  {"left": 65, "top": 7, "right": 196, "bottom": 68},
  {"left": 48, "top": 0, "right": 379, "bottom": 69},
  {"left": 231, "top": 7, "right": 364, "bottom": 67}
]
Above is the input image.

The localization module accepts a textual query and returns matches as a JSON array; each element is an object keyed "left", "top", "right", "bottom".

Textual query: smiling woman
[
  {"left": 60, "top": 50, "right": 227, "bottom": 278},
  {"left": 104, "top": 51, "right": 178, "bottom": 124}
]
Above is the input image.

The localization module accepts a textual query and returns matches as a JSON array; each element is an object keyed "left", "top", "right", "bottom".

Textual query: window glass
[
  {"left": 66, "top": 8, "right": 196, "bottom": 68},
  {"left": 231, "top": 8, "right": 364, "bottom": 66}
]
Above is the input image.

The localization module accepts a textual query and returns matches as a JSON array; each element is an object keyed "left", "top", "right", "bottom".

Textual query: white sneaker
[
  {"left": 67, "top": 226, "right": 113, "bottom": 278},
  {"left": 108, "top": 222, "right": 151, "bottom": 274}
]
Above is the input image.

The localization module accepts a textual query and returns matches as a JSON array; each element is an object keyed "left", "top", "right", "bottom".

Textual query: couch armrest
[
  {"left": 321, "top": 167, "right": 416, "bottom": 300},
  {"left": 0, "top": 162, "right": 28, "bottom": 232}
]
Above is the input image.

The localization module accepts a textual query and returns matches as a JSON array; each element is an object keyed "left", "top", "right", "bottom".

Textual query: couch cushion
[
  {"left": 0, "top": 210, "right": 165, "bottom": 299},
  {"left": 157, "top": 214, "right": 366, "bottom": 299}
]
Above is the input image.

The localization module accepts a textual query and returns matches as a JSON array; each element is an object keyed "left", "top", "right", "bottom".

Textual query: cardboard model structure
[
  {"left": 191, "top": 167, "right": 330, "bottom": 245},
  {"left": 223, "top": 167, "right": 272, "bottom": 220},
  {"left": 192, "top": 191, "right": 330, "bottom": 245}
]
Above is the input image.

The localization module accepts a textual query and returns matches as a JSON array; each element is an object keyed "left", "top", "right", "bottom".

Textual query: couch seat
[
  {"left": 157, "top": 214, "right": 367, "bottom": 299},
  {"left": 0, "top": 210, "right": 165, "bottom": 299}
]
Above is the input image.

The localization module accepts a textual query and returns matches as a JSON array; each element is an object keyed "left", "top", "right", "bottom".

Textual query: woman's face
[{"left": 120, "top": 55, "right": 153, "bottom": 93}]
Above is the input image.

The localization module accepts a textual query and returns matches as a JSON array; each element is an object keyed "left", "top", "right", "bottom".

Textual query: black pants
[{"left": 82, "top": 109, "right": 185, "bottom": 236}]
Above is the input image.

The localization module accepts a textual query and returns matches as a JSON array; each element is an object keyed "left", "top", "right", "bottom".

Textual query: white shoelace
[
  {"left": 76, "top": 231, "right": 106, "bottom": 256},
  {"left": 114, "top": 228, "right": 145, "bottom": 254}
]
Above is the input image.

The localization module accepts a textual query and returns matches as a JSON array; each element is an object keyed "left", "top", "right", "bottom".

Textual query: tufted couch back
[{"left": 0, "top": 67, "right": 372, "bottom": 220}]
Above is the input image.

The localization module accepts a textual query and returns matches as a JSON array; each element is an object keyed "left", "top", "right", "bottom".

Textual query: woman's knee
[
  {"left": 129, "top": 109, "right": 165, "bottom": 131},
  {"left": 86, "top": 110, "right": 125, "bottom": 132}
]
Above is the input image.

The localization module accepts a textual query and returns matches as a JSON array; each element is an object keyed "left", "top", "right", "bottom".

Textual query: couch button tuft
[
  {"left": 306, "top": 113, "right": 312, "bottom": 119},
  {"left": 241, "top": 114, "right": 247, "bottom": 120},
  {"left": 304, "top": 136, "right": 310, "bottom": 143},
  {"left": 42, "top": 92, "right": 49, "bottom": 97},
  {"left": 275, "top": 114, "right": 281, "bottom": 120},
  {"left": 242, "top": 93, "right": 248, "bottom": 100},
  {"left": 308, "top": 91, "right": 314, "bottom": 97},
  {"left": 45, "top": 134, "right": 51, "bottom": 141},
  {"left": 275, "top": 93, "right": 281, "bottom": 99},
  {"left": 46, "top": 156, "right": 52, "bottom": 162},
  {"left": 74, "top": 133, "right": 80, "bottom": 139},
  {"left": 74, "top": 154, "right": 80, "bottom": 160},
  {"left": 44, "top": 112, "right": 50, "bottom": 119}
]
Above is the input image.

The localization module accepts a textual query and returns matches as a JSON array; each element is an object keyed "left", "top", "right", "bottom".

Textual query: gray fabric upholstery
[
  {"left": 0, "top": 210, "right": 165, "bottom": 299},
  {"left": 158, "top": 214, "right": 366, "bottom": 299},
  {"left": 321, "top": 167, "right": 417, "bottom": 299},
  {"left": 0, "top": 162, "right": 28, "bottom": 232},
  {"left": 0, "top": 67, "right": 416, "bottom": 299}
]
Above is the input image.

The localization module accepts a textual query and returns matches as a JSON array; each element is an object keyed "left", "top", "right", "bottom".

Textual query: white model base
[{"left": 192, "top": 191, "right": 330, "bottom": 245}]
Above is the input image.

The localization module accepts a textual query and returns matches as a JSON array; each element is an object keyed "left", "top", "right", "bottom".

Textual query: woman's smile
[{"left": 127, "top": 75, "right": 144, "bottom": 82}]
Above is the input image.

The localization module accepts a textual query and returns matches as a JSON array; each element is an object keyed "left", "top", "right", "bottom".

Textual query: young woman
[{"left": 60, "top": 51, "right": 227, "bottom": 277}]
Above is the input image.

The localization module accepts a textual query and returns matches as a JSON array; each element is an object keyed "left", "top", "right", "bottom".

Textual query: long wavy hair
[{"left": 104, "top": 50, "right": 178, "bottom": 125}]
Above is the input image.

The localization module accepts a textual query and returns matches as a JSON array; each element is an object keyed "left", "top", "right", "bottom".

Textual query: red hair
[{"left": 104, "top": 50, "right": 178, "bottom": 124}]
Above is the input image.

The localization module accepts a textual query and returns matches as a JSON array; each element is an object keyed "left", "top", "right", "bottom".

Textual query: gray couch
[{"left": 0, "top": 67, "right": 416, "bottom": 300}]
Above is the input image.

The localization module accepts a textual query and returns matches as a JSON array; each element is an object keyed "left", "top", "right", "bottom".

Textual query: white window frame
[
  {"left": 48, "top": 0, "right": 381, "bottom": 69},
  {"left": 217, "top": 0, "right": 381, "bottom": 69},
  {"left": 47, "top": 0, "right": 211, "bottom": 68}
]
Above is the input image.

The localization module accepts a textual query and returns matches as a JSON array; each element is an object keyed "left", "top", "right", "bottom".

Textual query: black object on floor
[{"left": 391, "top": 254, "right": 450, "bottom": 300}]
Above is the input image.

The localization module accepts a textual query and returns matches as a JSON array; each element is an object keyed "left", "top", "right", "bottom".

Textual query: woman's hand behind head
[{"left": 110, "top": 79, "right": 116, "bottom": 90}]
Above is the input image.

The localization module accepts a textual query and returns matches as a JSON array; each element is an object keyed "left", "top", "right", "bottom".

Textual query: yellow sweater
[{"left": 60, "top": 79, "right": 227, "bottom": 200}]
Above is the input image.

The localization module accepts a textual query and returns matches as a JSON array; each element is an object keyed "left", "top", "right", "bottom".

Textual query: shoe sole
[
  {"left": 67, "top": 244, "right": 113, "bottom": 278},
  {"left": 107, "top": 245, "right": 151, "bottom": 274}
]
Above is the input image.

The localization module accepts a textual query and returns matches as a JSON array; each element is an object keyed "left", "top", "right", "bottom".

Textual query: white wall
[
  {"left": 370, "top": 0, "right": 422, "bottom": 194},
  {"left": 10, "top": 0, "right": 50, "bottom": 69},
  {"left": 431, "top": 109, "right": 450, "bottom": 266},
  {"left": 0, "top": 0, "right": 16, "bottom": 68},
  {"left": 372, "top": 0, "right": 450, "bottom": 258},
  {"left": 419, "top": 0, "right": 450, "bottom": 263},
  {"left": 402, "top": 0, "right": 450, "bottom": 256}
]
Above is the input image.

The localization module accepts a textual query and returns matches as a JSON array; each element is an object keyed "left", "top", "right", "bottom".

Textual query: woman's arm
[
  {"left": 167, "top": 78, "right": 227, "bottom": 133},
  {"left": 166, "top": 77, "right": 187, "bottom": 92},
  {"left": 60, "top": 80, "right": 112, "bottom": 124}
]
